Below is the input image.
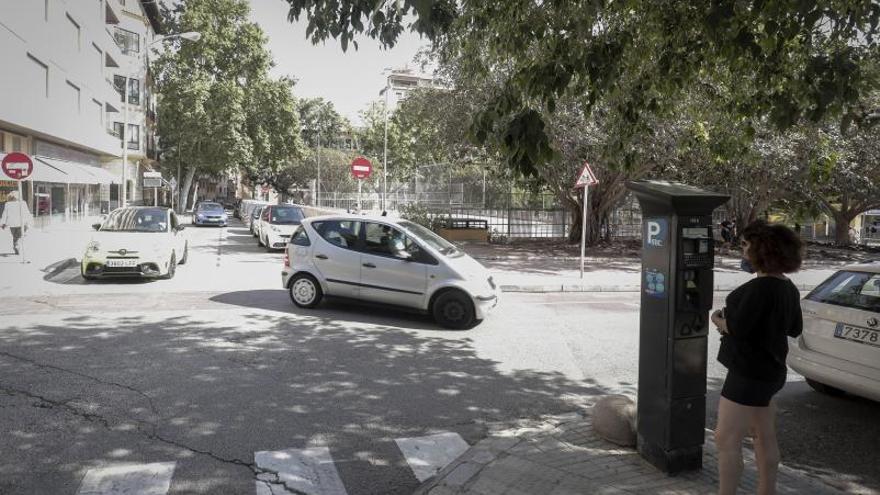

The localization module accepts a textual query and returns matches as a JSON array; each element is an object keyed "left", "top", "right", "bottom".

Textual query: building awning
[{"left": 35, "top": 156, "right": 117, "bottom": 185}]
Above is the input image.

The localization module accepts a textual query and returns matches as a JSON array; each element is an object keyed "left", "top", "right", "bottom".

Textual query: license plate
[
  {"left": 834, "top": 323, "right": 880, "bottom": 347},
  {"left": 106, "top": 258, "right": 138, "bottom": 268}
]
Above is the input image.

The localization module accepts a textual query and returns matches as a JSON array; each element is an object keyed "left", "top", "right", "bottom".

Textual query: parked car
[
  {"left": 250, "top": 205, "right": 265, "bottom": 237},
  {"left": 193, "top": 202, "right": 228, "bottom": 227},
  {"left": 81, "top": 207, "right": 188, "bottom": 280},
  {"left": 788, "top": 263, "right": 880, "bottom": 402},
  {"left": 281, "top": 215, "right": 500, "bottom": 329},
  {"left": 258, "top": 205, "right": 305, "bottom": 250},
  {"left": 240, "top": 200, "right": 268, "bottom": 226}
]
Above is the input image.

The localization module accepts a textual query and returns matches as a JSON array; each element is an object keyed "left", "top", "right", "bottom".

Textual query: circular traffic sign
[
  {"left": 1, "top": 152, "right": 34, "bottom": 181},
  {"left": 350, "top": 156, "right": 372, "bottom": 180}
]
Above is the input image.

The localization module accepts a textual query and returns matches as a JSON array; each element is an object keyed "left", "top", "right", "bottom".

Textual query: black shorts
[{"left": 721, "top": 371, "right": 785, "bottom": 407}]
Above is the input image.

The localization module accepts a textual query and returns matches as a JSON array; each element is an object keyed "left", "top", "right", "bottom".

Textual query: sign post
[
  {"left": 574, "top": 161, "right": 599, "bottom": 279},
  {"left": 350, "top": 157, "right": 373, "bottom": 212},
  {"left": 169, "top": 177, "right": 177, "bottom": 212},
  {"left": 143, "top": 172, "right": 163, "bottom": 207},
  {"left": 2, "top": 152, "right": 35, "bottom": 263}
]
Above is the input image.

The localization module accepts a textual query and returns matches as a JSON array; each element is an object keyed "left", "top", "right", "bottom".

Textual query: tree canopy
[{"left": 284, "top": 0, "right": 880, "bottom": 176}]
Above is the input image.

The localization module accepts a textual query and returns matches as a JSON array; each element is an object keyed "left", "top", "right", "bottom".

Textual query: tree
[
  {"left": 298, "top": 98, "right": 348, "bottom": 148},
  {"left": 795, "top": 119, "right": 880, "bottom": 245},
  {"left": 284, "top": 0, "right": 880, "bottom": 176},
  {"left": 154, "top": 0, "right": 288, "bottom": 210}
]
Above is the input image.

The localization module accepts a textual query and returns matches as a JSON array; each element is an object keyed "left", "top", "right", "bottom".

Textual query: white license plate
[
  {"left": 106, "top": 258, "right": 138, "bottom": 268},
  {"left": 834, "top": 323, "right": 880, "bottom": 347}
]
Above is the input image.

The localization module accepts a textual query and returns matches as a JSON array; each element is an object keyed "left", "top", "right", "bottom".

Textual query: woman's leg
[
  {"left": 751, "top": 400, "right": 780, "bottom": 495},
  {"left": 716, "top": 397, "right": 753, "bottom": 495}
]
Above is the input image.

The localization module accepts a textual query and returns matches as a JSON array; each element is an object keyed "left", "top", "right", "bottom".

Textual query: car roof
[
  {"left": 841, "top": 262, "right": 880, "bottom": 274},
  {"left": 304, "top": 214, "right": 404, "bottom": 225}
]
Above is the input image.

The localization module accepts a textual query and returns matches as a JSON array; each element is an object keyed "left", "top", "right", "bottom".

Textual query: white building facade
[{"left": 0, "top": 0, "right": 160, "bottom": 223}]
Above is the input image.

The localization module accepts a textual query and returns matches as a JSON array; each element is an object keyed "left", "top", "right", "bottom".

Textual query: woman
[{"left": 710, "top": 220, "right": 804, "bottom": 495}]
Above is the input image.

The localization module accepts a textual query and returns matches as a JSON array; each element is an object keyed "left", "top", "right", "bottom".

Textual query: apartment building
[
  {"left": 381, "top": 67, "right": 439, "bottom": 110},
  {"left": 0, "top": 0, "right": 160, "bottom": 223}
]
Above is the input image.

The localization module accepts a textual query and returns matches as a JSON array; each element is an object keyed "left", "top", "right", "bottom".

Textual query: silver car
[{"left": 281, "top": 215, "right": 500, "bottom": 329}]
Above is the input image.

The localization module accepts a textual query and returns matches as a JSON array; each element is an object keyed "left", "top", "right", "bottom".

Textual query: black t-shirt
[{"left": 718, "top": 277, "right": 803, "bottom": 381}]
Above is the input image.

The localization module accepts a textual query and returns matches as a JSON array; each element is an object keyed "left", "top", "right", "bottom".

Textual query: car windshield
[
  {"left": 253, "top": 207, "right": 264, "bottom": 217},
  {"left": 198, "top": 203, "right": 223, "bottom": 213},
  {"left": 806, "top": 270, "right": 880, "bottom": 313},
  {"left": 101, "top": 208, "right": 169, "bottom": 233},
  {"left": 270, "top": 206, "right": 304, "bottom": 224},
  {"left": 398, "top": 220, "right": 461, "bottom": 257}
]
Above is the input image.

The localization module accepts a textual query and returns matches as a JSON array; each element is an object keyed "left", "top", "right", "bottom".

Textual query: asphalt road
[{"left": 0, "top": 219, "right": 877, "bottom": 494}]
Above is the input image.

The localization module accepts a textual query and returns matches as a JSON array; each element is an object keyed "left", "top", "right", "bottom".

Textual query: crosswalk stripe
[
  {"left": 76, "top": 462, "right": 176, "bottom": 495},
  {"left": 254, "top": 446, "right": 348, "bottom": 495},
  {"left": 395, "top": 432, "right": 470, "bottom": 482}
]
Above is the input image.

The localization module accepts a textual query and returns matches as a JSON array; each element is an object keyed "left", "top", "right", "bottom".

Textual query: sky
[{"left": 247, "top": 0, "right": 430, "bottom": 124}]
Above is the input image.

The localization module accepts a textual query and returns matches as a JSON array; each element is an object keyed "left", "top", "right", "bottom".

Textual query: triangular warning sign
[{"left": 574, "top": 161, "right": 599, "bottom": 188}]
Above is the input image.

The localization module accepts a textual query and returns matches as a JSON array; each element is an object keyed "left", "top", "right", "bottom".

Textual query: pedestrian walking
[
  {"left": 719, "top": 220, "right": 733, "bottom": 254},
  {"left": 710, "top": 220, "right": 804, "bottom": 495},
  {"left": 0, "top": 190, "right": 34, "bottom": 255}
]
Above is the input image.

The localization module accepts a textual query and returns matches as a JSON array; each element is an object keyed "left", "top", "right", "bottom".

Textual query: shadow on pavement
[{"left": 0, "top": 307, "right": 607, "bottom": 494}]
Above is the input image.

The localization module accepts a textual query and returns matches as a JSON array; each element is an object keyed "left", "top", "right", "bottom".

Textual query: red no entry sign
[
  {"left": 350, "top": 156, "right": 372, "bottom": 180},
  {"left": 1, "top": 152, "right": 33, "bottom": 181}
]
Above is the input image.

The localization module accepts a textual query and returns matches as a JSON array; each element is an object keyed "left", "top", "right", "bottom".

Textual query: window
[
  {"left": 66, "top": 13, "right": 81, "bottom": 51},
  {"left": 66, "top": 81, "right": 81, "bottom": 113},
  {"left": 363, "top": 222, "right": 422, "bottom": 260},
  {"left": 127, "top": 124, "right": 139, "bottom": 150},
  {"left": 807, "top": 271, "right": 880, "bottom": 313},
  {"left": 113, "top": 75, "right": 126, "bottom": 102},
  {"left": 112, "top": 121, "right": 124, "bottom": 139},
  {"left": 290, "top": 226, "right": 311, "bottom": 246},
  {"left": 128, "top": 78, "right": 139, "bottom": 105},
  {"left": 313, "top": 221, "right": 361, "bottom": 249},
  {"left": 114, "top": 27, "right": 139, "bottom": 55},
  {"left": 398, "top": 220, "right": 460, "bottom": 257},
  {"left": 27, "top": 53, "right": 49, "bottom": 98},
  {"left": 269, "top": 206, "right": 304, "bottom": 224},
  {"left": 10, "top": 134, "right": 25, "bottom": 153}
]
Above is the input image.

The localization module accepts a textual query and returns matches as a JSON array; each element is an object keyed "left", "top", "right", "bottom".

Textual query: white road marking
[
  {"left": 395, "top": 432, "right": 470, "bottom": 482},
  {"left": 76, "top": 462, "right": 175, "bottom": 495},
  {"left": 254, "top": 447, "right": 348, "bottom": 495}
]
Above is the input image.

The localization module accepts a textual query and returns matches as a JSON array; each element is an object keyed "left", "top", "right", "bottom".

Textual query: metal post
[
  {"left": 121, "top": 75, "right": 129, "bottom": 208},
  {"left": 17, "top": 180, "right": 26, "bottom": 264},
  {"left": 580, "top": 185, "right": 589, "bottom": 279},
  {"left": 383, "top": 76, "right": 389, "bottom": 211},
  {"left": 357, "top": 179, "right": 362, "bottom": 212},
  {"left": 316, "top": 135, "right": 321, "bottom": 207}
]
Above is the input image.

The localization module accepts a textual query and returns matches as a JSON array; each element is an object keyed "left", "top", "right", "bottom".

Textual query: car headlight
[
  {"left": 86, "top": 241, "right": 100, "bottom": 253},
  {"left": 197, "top": 213, "right": 205, "bottom": 219}
]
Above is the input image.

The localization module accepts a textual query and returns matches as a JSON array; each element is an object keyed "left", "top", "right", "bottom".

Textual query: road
[{"left": 0, "top": 219, "right": 877, "bottom": 494}]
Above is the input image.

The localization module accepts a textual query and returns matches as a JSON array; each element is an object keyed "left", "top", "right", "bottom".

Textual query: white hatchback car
[
  {"left": 281, "top": 215, "right": 500, "bottom": 329},
  {"left": 788, "top": 263, "right": 880, "bottom": 401},
  {"left": 257, "top": 204, "right": 305, "bottom": 250}
]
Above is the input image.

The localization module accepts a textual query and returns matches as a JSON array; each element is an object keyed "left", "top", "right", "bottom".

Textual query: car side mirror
[
  {"left": 176, "top": 225, "right": 186, "bottom": 231},
  {"left": 92, "top": 223, "right": 102, "bottom": 231}
]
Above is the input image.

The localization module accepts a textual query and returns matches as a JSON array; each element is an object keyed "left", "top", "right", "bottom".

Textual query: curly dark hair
[{"left": 741, "top": 220, "right": 804, "bottom": 274}]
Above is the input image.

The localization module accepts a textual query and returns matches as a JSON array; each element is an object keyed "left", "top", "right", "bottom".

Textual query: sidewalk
[
  {"left": 459, "top": 242, "right": 845, "bottom": 293},
  {"left": 417, "top": 411, "right": 842, "bottom": 495}
]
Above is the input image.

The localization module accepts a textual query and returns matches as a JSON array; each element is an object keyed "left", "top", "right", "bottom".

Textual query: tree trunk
[
  {"left": 180, "top": 166, "right": 197, "bottom": 213},
  {"left": 833, "top": 212, "right": 854, "bottom": 246}
]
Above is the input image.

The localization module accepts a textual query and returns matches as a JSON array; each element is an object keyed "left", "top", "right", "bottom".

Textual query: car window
[
  {"left": 270, "top": 206, "right": 304, "bottom": 224},
  {"left": 290, "top": 225, "right": 311, "bottom": 246},
  {"left": 262, "top": 207, "right": 271, "bottom": 221},
  {"left": 198, "top": 203, "right": 223, "bottom": 212},
  {"left": 313, "top": 221, "right": 361, "bottom": 249},
  {"left": 398, "top": 220, "right": 462, "bottom": 257},
  {"left": 363, "top": 222, "right": 423, "bottom": 260},
  {"left": 806, "top": 271, "right": 880, "bottom": 313},
  {"left": 101, "top": 208, "right": 168, "bottom": 233}
]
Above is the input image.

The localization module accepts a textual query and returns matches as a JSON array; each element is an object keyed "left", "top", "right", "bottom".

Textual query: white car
[
  {"left": 788, "top": 263, "right": 880, "bottom": 401},
  {"left": 281, "top": 215, "right": 500, "bottom": 329},
  {"left": 257, "top": 205, "right": 305, "bottom": 250},
  {"left": 82, "top": 207, "right": 188, "bottom": 280}
]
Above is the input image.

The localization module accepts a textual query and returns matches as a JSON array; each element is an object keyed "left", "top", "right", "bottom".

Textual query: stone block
[{"left": 591, "top": 395, "right": 637, "bottom": 447}]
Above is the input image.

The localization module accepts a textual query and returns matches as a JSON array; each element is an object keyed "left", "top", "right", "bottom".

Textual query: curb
[{"left": 499, "top": 283, "right": 817, "bottom": 294}]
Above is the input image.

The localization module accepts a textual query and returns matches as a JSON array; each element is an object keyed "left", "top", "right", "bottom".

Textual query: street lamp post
[
  {"left": 121, "top": 31, "right": 200, "bottom": 208},
  {"left": 381, "top": 68, "right": 392, "bottom": 212}
]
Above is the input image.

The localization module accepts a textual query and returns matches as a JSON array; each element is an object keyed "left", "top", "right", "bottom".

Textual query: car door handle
[
  {"left": 362, "top": 262, "right": 376, "bottom": 268},
  {"left": 315, "top": 254, "right": 328, "bottom": 260}
]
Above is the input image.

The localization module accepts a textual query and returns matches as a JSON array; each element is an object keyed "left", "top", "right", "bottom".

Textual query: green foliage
[
  {"left": 299, "top": 98, "right": 349, "bottom": 148},
  {"left": 154, "top": 0, "right": 303, "bottom": 206},
  {"left": 398, "top": 202, "right": 433, "bottom": 229},
  {"left": 284, "top": 0, "right": 880, "bottom": 176}
]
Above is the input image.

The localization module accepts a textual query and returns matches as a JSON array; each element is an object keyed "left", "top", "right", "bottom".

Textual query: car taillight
[{"left": 283, "top": 251, "right": 290, "bottom": 268}]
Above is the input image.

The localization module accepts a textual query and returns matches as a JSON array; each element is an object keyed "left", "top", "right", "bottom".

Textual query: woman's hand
[{"left": 711, "top": 310, "right": 729, "bottom": 335}]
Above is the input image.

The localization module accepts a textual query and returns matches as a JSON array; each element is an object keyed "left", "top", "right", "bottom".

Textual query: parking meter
[{"left": 626, "top": 180, "right": 729, "bottom": 474}]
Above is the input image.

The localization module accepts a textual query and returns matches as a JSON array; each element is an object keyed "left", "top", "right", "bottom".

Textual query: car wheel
[
  {"left": 806, "top": 378, "right": 846, "bottom": 397},
  {"left": 179, "top": 242, "right": 188, "bottom": 265},
  {"left": 432, "top": 290, "right": 476, "bottom": 330},
  {"left": 163, "top": 254, "right": 177, "bottom": 280},
  {"left": 289, "top": 273, "right": 322, "bottom": 308}
]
